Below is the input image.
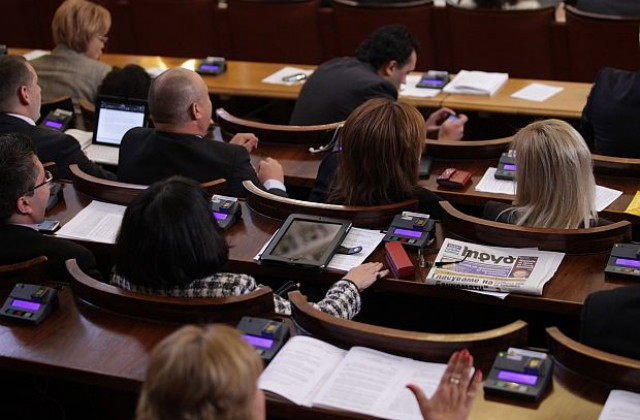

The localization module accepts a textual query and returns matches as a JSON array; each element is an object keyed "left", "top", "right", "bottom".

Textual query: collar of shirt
[
  {"left": 6, "top": 113, "right": 36, "bottom": 126},
  {"left": 10, "top": 223, "right": 39, "bottom": 231}
]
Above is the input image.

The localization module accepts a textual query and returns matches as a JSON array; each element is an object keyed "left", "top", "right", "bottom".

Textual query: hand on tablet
[{"left": 343, "top": 262, "right": 388, "bottom": 292}]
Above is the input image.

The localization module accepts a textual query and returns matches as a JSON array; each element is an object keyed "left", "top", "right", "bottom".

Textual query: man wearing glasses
[
  {"left": 0, "top": 133, "right": 101, "bottom": 281},
  {"left": 0, "top": 55, "right": 115, "bottom": 180}
]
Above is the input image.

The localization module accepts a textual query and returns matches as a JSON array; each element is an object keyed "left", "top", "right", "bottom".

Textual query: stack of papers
[
  {"left": 474, "top": 168, "right": 623, "bottom": 211},
  {"left": 598, "top": 390, "right": 640, "bottom": 420},
  {"left": 55, "top": 201, "right": 125, "bottom": 244},
  {"left": 443, "top": 70, "right": 508, "bottom": 96}
]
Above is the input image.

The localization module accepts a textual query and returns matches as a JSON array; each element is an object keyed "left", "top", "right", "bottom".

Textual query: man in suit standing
[
  {"left": 0, "top": 133, "right": 101, "bottom": 281},
  {"left": 290, "top": 25, "right": 466, "bottom": 141},
  {"left": 0, "top": 55, "right": 114, "bottom": 180},
  {"left": 118, "top": 68, "right": 286, "bottom": 198}
]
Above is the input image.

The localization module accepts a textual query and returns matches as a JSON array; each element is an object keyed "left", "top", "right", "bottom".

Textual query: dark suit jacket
[
  {"left": 118, "top": 128, "right": 285, "bottom": 198},
  {"left": 309, "top": 151, "right": 443, "bottom": 218},
  {"left": 290, "top": 57, "right": 397, "bottom": 125},
  {"left": 0, "top": 113, "right": 115, "bottom": 180},
  {"left": 581, "top": 286, "right": 640, "bottom": 360},
  {"left": 576, "top": 0, "right": 640, "bottom": 16},
  {"left": 0, "top": 224, "right": 101, "bottom": 282},
  {"left": 580, "top": 67, "right": 640, "bottom": 158}
]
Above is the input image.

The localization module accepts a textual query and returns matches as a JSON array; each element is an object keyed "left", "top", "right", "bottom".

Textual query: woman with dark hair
[
  {"left": 111, "top": 176, "right": 386, "bottom": 319},
  {"left": 311, "top": 98, "right": 443, "bottom": 218}
]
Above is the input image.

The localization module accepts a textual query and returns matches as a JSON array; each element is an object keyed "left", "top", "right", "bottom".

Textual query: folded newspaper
[{"left": 426, "top": 239, "right": 564, "bottom": 295}]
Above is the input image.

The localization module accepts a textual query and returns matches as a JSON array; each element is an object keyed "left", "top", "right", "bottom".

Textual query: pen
[{"left": 282, "top": 73, "right": 307, "bottom": 83}]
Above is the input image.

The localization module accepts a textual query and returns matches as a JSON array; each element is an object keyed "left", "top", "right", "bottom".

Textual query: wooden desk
[
  {"left": 48, "top": 183, "right": 637, "bottom": 317},
  {"left": 0, "top": 286, "right": 604, "bottom": 420},
  {"left": 11, "top": 49, "right": 590, "bottom": 117}
]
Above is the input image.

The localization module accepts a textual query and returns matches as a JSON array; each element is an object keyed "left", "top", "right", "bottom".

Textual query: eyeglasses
[
  {"left": 97, "top": 35, "right": 109, "bottom": 43},
  {"left": 29, "top": 170, "right": 53, "bottom": 193}
]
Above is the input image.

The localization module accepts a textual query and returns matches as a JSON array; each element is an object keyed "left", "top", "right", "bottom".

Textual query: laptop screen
[{"left": 93, "top": 96, "right": 149, "bottom": 146}]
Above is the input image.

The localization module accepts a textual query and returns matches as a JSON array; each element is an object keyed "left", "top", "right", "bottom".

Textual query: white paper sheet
[
  {"left": 399, "top": 75, "right": 441, "bottom": 98},
  {"left": 511, "top": 83, "right": 564, "bottom": 102},
  {"left": 598, "top": 390, "right": 640, "bottom": 420},
  {"left": 55, "top": 201, "right": 125, "bottom": 244},
  {"left": 262, "top": 67, "right": 314, "bottom": 86},
  {"left": 475, "top": 168, "right": 622, "bottom": 211},
  {"left": 23, "top": 50, "right": 49, "bottom": 61}
]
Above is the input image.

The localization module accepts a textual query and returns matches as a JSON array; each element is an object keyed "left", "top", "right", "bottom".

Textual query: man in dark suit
[
  {"left": 118, "top": 68, "right": 286, "bottom": 198},
  {"left": 576, "top": 0, "right": 640, "bottom": 16},
  {"left": 0, "top": 55, "right": 114, "bottom": 180},
  {"left": 0, "top": 133, "right": 101, "bottom": 281},
  {"left": 290, "top": 25, "right": 466, "bottom": 141},
  {"left": 580, "top": 67, "right": 640, "bottom": 158},
  {"left": 581, "top": 285, "right": 640, "bottom": 360}
]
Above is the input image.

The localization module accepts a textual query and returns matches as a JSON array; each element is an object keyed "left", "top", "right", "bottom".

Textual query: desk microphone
[{"left": 308, "top": 125, "right": 343, "bottom": 154}]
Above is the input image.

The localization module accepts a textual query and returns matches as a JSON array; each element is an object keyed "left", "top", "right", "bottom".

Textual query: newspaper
[{"left": 426, "top": 239, "right": 564, "bottom": 295}]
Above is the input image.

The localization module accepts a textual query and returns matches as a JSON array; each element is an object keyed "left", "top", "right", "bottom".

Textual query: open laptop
[{"left": 85, "top": 96, "right": 149, "bottom": 165}]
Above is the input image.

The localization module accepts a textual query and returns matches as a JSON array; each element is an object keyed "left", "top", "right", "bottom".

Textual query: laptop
[{"left": 85, "top": 96, "right": 149, "bottom": 165}]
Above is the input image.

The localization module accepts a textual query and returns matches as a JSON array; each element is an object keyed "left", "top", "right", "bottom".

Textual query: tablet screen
[{"left": 270, "top": 220, "right": 343, "bottom": 263}]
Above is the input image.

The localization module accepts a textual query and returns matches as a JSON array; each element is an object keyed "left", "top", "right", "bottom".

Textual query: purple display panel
[
  {"left": 11, "top": 298, "right": 40, "bottom": 311},
  {"left": 242, "top": 334, "right": 274, "bottom": 349},
  {"left": 503, "top": 164, "right": 516, "bottom": 171},
  {"left": 200, "top": 64, "right": 220, "bottom": 71},
  {"left": 615, "top": 258, "right": 640, "bottom": 268},
  {"left": 45, "top": 120, "right": 63, "bottom": 129},
  {"left": 497, "top": 370, "right": 538, "bottom": 386},
  {"left": 213, "top": 211, "right": 228, "bottom": 220},
  {"left": 393, "top": 228, "right": 422, "bottom": 238}
]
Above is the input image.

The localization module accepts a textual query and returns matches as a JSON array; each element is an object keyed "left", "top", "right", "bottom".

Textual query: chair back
[
  {"left": 440, "top": 201, "right": 632, "bottom": 255},
  {"left": 37, "top": 96, "right": 74, "bottom": 126},
  {"left": 244, "top": 181, "right": 417, "bottom": 228},
  {"left": 66, "top": 259, "right": 275, "bottom": 323},
  {"left": 130, "top": 0, "right": 218, "bottom": 57},
  {"left": 331, "top": 0, "right": 435, "bottom": 70},
  {"left": 565, "top": 5, "right": 640, "bottom": 82},
  {"left": 78, "top": 98, "right": 96, "bottom": 131},
  {"left": 289, "top": 291, "right": 527, "bottom": 372},
  {"left": 592, "top": 154, "right": 640, "bottom": 178},
  {"left": 547, "top": 326, "right": 640, "bottom": 393},
  {"left": 425, "top": 136, "right": 512, "bottom": 160},
  {"left": 70, "top": 164, "right": 227, "bottom": 205},
  {"left": 216, "top": 108, "right": 342, "bottom": 146},
  {"left": 445, "top": 5, "right": 555, "bottom": 79},
  {"left": 0, "top": 256, "right": 48, "bottom": 288},
  {"left": 225, "top": 0, "right": 324, "bottom": 64}
]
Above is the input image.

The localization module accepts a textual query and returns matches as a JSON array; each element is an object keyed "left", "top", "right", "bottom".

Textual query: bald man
[{"left": 118, "top": 68, "right": 286, "bottom": 197}]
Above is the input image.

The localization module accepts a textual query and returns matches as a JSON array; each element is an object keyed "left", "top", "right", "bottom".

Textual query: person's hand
[
  {"left": 342, "top": 262, "right": 388, "bottom": 292},
  {"left": 407, "top": 350, "right": 482, "bottom": 420},
  {"left": 230, "top": 133, "right": 259, "bottom": 153},
  {"left": 438, "top": 113, "right": 467, "bottom": 141},
  {"left": 425, "top": 107, "right": 457, "bottom": 132},
  {"left": 257, "top": 157, "right": 284, "bottom": 184}
]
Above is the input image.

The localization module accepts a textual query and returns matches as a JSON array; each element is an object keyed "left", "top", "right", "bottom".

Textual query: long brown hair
[{"left": 327, "top": 98, "right": 425, "bottom": 206}]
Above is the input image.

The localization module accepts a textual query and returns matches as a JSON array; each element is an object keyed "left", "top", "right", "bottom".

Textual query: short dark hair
[
  {"left": 98, "top": 64, "right": 151, "bottom": 100},
  {"left": 115, "top": 176, "right": 228, "bottom": 287},
  {"left": 0, "top": 55, "right": 31, "bottom": 111},
  {"left": 355, "top": 25, "right": 419, "bottom": 70},
  {"left": 0, "top": 133, "right": 38, "bottom": 222}
]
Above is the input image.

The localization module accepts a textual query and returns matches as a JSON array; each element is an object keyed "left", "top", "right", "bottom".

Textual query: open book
[
  {"left": 443, "top": 70, "right": 508, "bottom": 96},
  {"left": 259, "top": 336, "right": 448, "bottom": 420}
]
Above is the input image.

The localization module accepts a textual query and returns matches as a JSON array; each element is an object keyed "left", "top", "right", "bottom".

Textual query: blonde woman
[
  {"left": 31, "top": 0, "right": 112, "bottom": 103},
  {"left": 484, "top": 119, "right": 598, "bottom": 228}
]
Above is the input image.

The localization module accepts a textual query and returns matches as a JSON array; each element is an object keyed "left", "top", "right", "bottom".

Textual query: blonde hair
[
  {"left": 52, "top": 0, "right": 111, "bottom": 53},
  {"left": 327, "top": 98, "right": 425, "bottom": 206},
  {"left": 509, "top": 119, "right": 597, "bottom": 229},
  {"left": 136, "top": 325, "right": 263, "bottom": 420}
]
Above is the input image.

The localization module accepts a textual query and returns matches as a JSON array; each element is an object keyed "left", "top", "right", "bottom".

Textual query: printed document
[
  {"left": 511, "top": 83, "right": 564, "bottom": 102},
  {"left": 443, "top": 70, "right": 508, "bottom": 96},
  {"left": 598, "top": 390, "right": 640, "bottom": 420},
  {"left": 259, "top": 336, "right": 447, "bottom": 420},
  {"left": 55, "top": 201, "right": 125, "bottom": 244}
]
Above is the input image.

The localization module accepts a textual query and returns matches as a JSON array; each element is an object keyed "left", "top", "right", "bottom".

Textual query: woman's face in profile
[{"left": 85, "top": 34, "right": 107, "bottom": 60}]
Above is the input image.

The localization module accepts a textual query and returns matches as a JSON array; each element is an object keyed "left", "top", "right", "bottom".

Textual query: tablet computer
[{"left": 260, "top": 214, "right": 352, "bottom": 270}]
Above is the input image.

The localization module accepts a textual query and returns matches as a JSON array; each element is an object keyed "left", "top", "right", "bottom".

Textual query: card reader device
[
  {"left": 383, "top": 211, "right": 435, "bottom": 249},
  {"left": 237, "top": 316, "right": 289, "bottom": 363},
  {"left": 0, "top": 283, "right": 59, "bottom": 325},
  {"left": 605, "top": 243, "right": 640, "bottom": 280},
  {"left": 197, "top": 56, "right": 227, "bottom": 75},
  {"left": 416, "top": 70, "right": 450, "bottom": 89},
  {"left": 39, "top": 108, "right": 73, "bottom": 131},
  {"left": 484, "top": 347, "right": 552, "bottom": 402},
  {"left": 495, "top": 151, "right": 516, "bottom": 180},
  {"left": 210, "top": 194, "right": 241, "bottom": 230}
]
